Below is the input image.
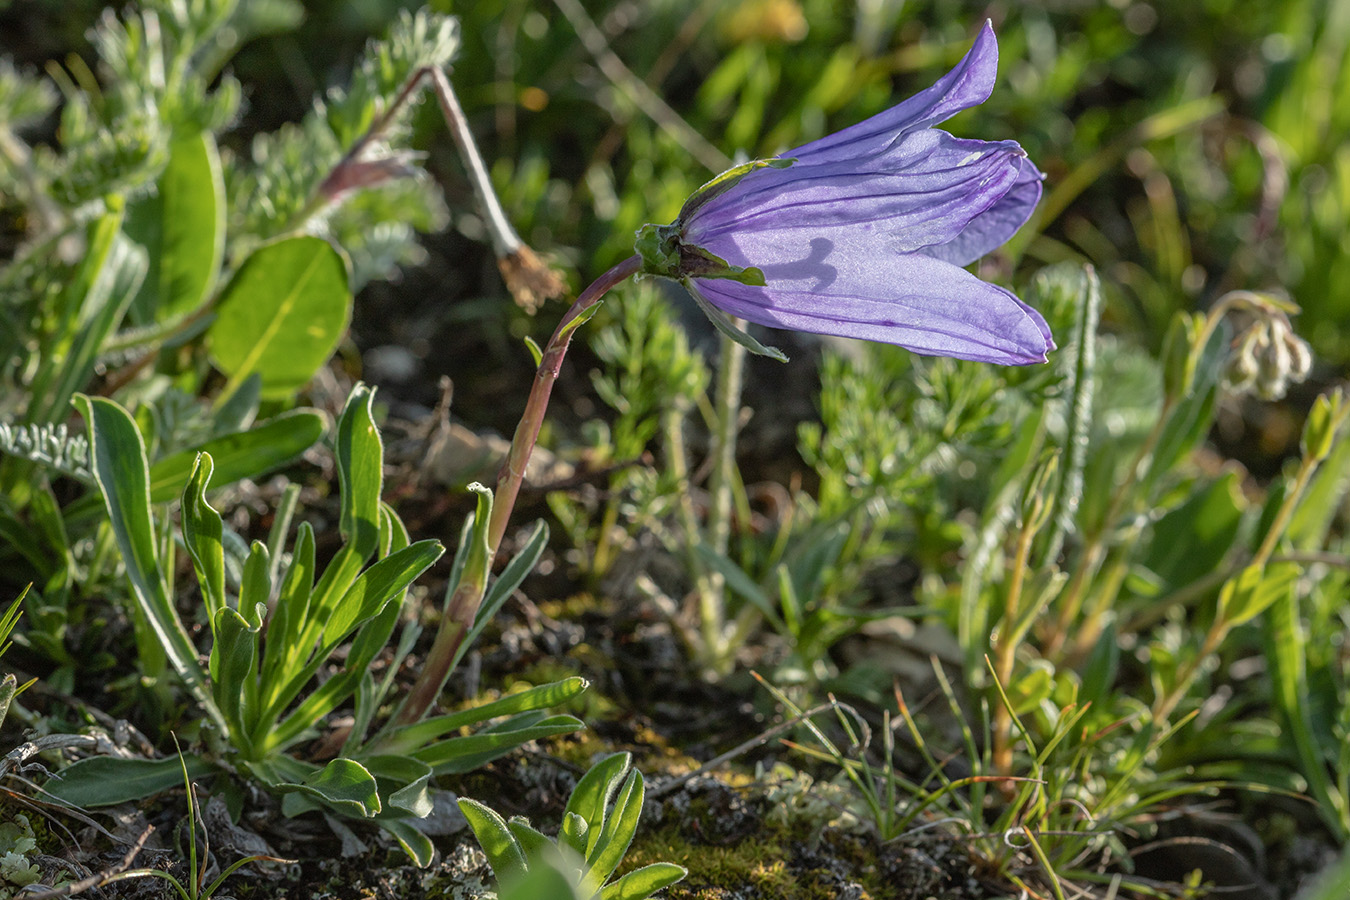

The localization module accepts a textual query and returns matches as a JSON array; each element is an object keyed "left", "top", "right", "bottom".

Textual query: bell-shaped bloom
[{"left": 640, "top": 22, "right": 1052, "bottom": 365}]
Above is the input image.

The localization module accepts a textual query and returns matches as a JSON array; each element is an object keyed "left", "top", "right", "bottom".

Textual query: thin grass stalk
[{"left": 701, "top": 328, "right": 747, "bottom": 673}]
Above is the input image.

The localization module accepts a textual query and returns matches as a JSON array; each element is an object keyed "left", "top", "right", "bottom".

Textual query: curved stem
[
  {"left": 486, "top": 254, "right": 642, "bottom": 560},
  {"left": 390, "top": 255, "right": 640, "bottom": 732}
]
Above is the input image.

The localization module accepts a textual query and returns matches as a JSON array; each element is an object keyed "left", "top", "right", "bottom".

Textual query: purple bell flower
[{"left": 637, "top": 21, "right": 1053, "bottom": 365}]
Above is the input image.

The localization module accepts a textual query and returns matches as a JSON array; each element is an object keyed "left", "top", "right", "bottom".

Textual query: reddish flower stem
[
  {"left": 392, "top": 255, "right": 640, "bottom": 729},
  {"left": 485, "top": 254, "right": 642, "bottom": 559}
]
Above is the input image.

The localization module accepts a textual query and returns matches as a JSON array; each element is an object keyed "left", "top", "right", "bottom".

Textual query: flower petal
[
  {"left": 787, "top": 21, "right": 999, "bottom": 166},
  {"left": 686, "top": 131, "right": 1028, "bottom": 255},
  {"left": 688, "top": 250, "right": 1053, "bottom": 365},
  {"left": 918, "top": 155, "right": 1044, "bottom": 266}
]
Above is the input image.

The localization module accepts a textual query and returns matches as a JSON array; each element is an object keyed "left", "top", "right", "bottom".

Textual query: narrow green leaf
[
  {"left": 378, "top": 677, "right": 588, "bottom": 755},
  {"left": 0, "top": 674, "right": 17, "bottom": 731},
  {"left": 1264, "top": 577, "right": 1345, "bottom": 832},
  {"left": 320, "top": 540, "right": 442, "bottom": 652},
  {"left": 416, "top": 715, "right": 585, "bottom": 773},
  {"left": 181, "top": 453, "right": 226, "bottom": 620},
  {"left": 586, "top": 769, "right": 644, "bottom": 886},
  {"left": 209, "top": 235, "right": 351, "bottom": 400},
  {"left": 125, "top": 131, "right": 225, "bottom": 321},
  {"left": 694, "top": 544, "right": 785, "bottom": 630},
  {"left": 336, "top": 384, "right": 383, "bottom": 558},
  {"left": 24, "top": 209, "right": 139, "bottom": 428},
  {"left": 1037, "top": 263, "right": 1100, "bottom": 564},
  {"left": 378, "top": 818, "right": 436, "bottom": 867},
  {"left": 685, "top": 281, "right": 787, "bottom": 362},
  {"left": 259, "top": 521, "right": 314, "bottom": 696},
  {"left": 451, "top": 520, "right": 549, "bottom": 675},
  {"left": 45, "top": 754, "right": 214, "bottom": 807},
  {"left": 210, "top": 606, "right": 259, "bottom": 753},
  {"left": 74, "top": 395, "right": 213, "bottom": 711},
  {"left": 600, "top": 863, "right": 688, "bottom": 900},
  {"left": 238, "top": 541, "right": 271, "bottom": 627},
  {"left": 458, "top": 798, "right": 528, "bottom": 883},
  {"left": 563, "top": 753, "right": 630, "bottom": 856},
  {"left": 1288, "top": 426, "right": 1350, "bottom": 550},
  {"left": 1219, "top": 561, "right": 1300, "bottom": 628},
  {"left": 506, "top": 818, "right": 555, "bottom": 862}
]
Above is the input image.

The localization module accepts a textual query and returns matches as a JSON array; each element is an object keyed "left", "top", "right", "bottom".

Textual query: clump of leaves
[
  {"left": 50, "top": 385, "right": 586, "bottom": 863},
  {"left": 459, "top": 752, "right": 686, "bottom": 899}
]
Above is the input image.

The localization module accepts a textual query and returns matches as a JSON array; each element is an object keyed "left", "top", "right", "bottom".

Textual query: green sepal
[
  {"left": 677, "top": 157, "right": 795, "bottom": 222},
  {"left": 634, "top": 224, "right": 767, "bottom": 287},
  {"left": 684, "top": 280, "right": 788, "bottom": 362},
  {"left": 677, "top": 243, "right": 766, "bottom": 286}
]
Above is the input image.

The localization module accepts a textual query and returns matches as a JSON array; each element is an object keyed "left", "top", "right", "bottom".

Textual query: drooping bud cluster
[{"left": 1218, "top": 293, "right": 1313, "bottom": 401}]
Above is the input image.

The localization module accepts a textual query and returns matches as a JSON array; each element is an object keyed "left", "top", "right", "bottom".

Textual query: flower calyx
[{"left": 634, "top": 223, "right": 766, "bottom": 287}]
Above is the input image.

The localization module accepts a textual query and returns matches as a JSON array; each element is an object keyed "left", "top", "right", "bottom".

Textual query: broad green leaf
[
  {"left": 1143, "top": 472, "right": 1246, "bottom": 591},
  {"left": 458, "top": 798, "right": 527, "bottom": 883},
  {"left": 209, "top": 235, "right": 351, "bottom": 400},
  {"left": 45, "top": 754, "right": 214, "bottom": 807},
  {"left": 600, "top": 863, "right": 688, "bottom": 900},
  {"left": 181, "top": 453, "right": 226, "bottom": 620},
  {"left": 74, "top": 395, "right": 212, "bottom": 709},
  {"left": 275, "top": 757, "right": 380, "bottom": 818},
  {"left": 563, "top": 752, "right": 630, "bottom": 855},
  {"left": 149, "top": 409, "right": 326, "bottom": 503},
  {"left": 1004, "top": 658, "right": 1056, "bottom": 717},
  {"left": 362, "top": 755, "right": 434, "bottom": 818},
  {"left": 125, "top": 131, "right": 225, "bottom": 321}
]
